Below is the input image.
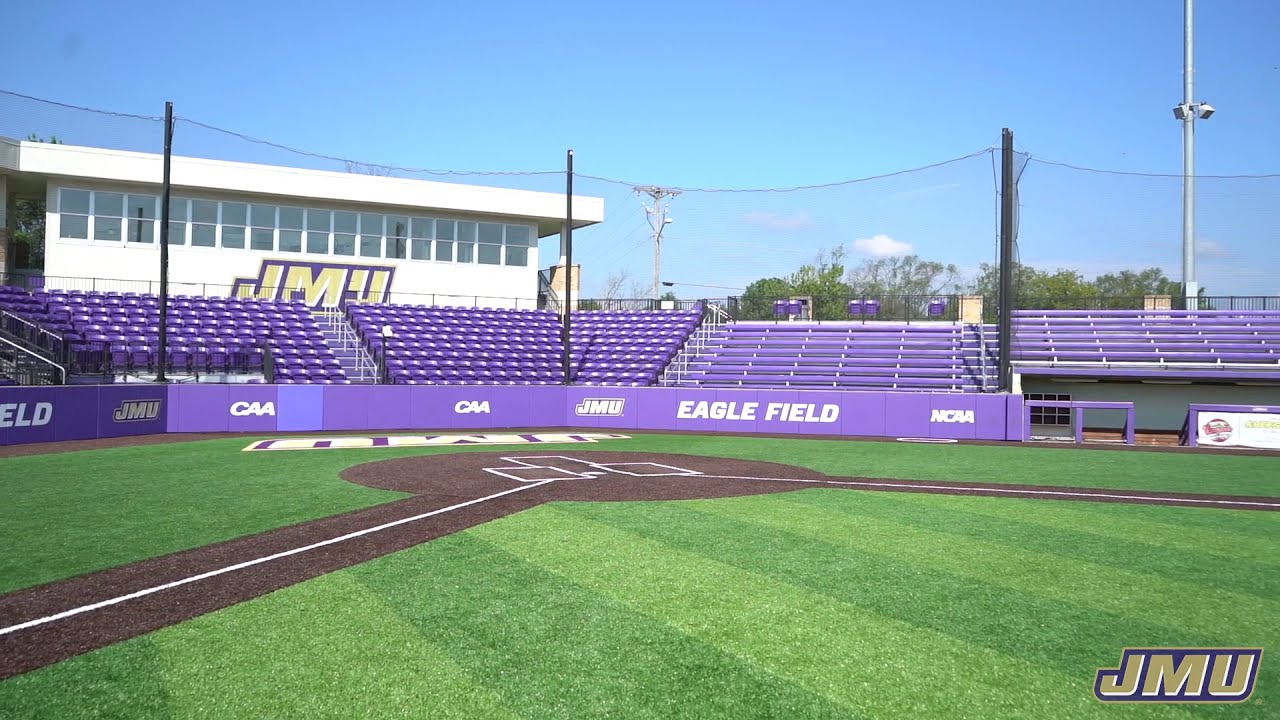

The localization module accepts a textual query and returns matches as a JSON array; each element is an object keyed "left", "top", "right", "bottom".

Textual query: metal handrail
[{"left": 0, "top": 335, "right": 67, "bottom": 384}]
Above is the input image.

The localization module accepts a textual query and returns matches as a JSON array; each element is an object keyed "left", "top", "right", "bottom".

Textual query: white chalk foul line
[
  {"left": 0, "top": 480, "right": 556, "bottom": 638},
  {"left": 699, "top": 475, "right": 1280, "bottom": 509}
]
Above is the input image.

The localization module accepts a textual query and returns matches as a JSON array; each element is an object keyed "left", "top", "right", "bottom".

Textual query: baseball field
[{"left": 0, "top": 431, "right": 1275, "bottom": 718}]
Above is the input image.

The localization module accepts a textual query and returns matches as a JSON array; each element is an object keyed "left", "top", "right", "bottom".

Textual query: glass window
[
  {"left": 505, "top": 224, "right": 532, "bottom": 247},
  {"left": 96, "top": 192, "right": 124, "bottom": 217},
  {"left": 360, "top": 213, "right": 383, "bottom": 237},
  {"left": 359, "top": 235, "right": 381, "bottom": 257},
  {"left": 411, "top": 217, "right": 432, "bottom": 239},
  {"left": 410, "top": 238, "right": 431, "bottom": 260},
  {"left": 307, "top": 231, "right": 330, "bottom": 254},
  {"left": 434, "top": 219, "right": 455, "bottom": 241},
  {"left": 478, "top": 244, "right": 501, "bottom": 265},
  {"left": 456, "top": 221, "right": 476, "bottom": 263},
  {"left": 191, "top": 199, "right": 218, "bottom": 224},
  {"left": 60, "top": 214, "right": 89, "bottom": 239},
  {"left": 222, "top": 202, "right": 247, "bottom": 226},
  {"left": 192, "top": 224, "right": 217, "bottom": 247},
  {"left": 505, "top": 246, "right": 529, "bottom": 266},
  {"left": 95, "top": 217, "right": 123, "bottom": 242},
  {"left": 307, "top": 209, "right": 331, "bottom": 231},
  {"left": 251, "top": 227, "right": 275, "bottom": 251},
  {"left": 279, "top": 206, "right": 303, "bottom": 230},
  {"left": 59, "top": 188, "right": 90, "bottom": 214},
  {"left": 457, "top": 242, "right": 474, "bottom": 263},
  {"left": 333, "top": 211, "right": 357, "bottom": 234},
  {"left": 435, "top": 239, "right": 453, "bottom": 262},
  {"left": 385, "top": 215, "right": 407, "bottom": 259},
  {"left": 169, "top": 198, "right": 190, "bottom": 221},
  {"left": 279, "top": 229, "right": 302, "bottom": 253},
  {"left": 128, "top": 195, "right": 156, "bottom": 220},
  {"left": 333, "top": 234, "right": 355, "bottom": 256},
  {"left": 128, "top": 218, "right": 155, "bottom": 244},
  {"left": 477, "top": 222, "right": 502, "bottom": 244},
  {"left": 167, "top": 221, "right": 186, "bottom": 245},
  {"left": 251, "top": 203, "right": 276, "bottom": 228},
  {"left": 222, "top": 226, "right": 246, "bottom": 249}
]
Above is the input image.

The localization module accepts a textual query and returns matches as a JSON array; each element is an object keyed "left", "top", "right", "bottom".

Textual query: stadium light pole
[
  {"left": 562, "top": 149, "right": 573, "bottom": 386},
  {"left": 1173, "top": 0, "right": 1214, "bottom": 309},
  {"left": 156, "top": 101, "right": 174, "bottom": 384}
]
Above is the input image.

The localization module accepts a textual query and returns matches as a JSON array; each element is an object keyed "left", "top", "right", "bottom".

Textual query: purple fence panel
[
  {"left": 883, "top": 393, "right": 934, "bottom": 438},
  {"left": 527, "top": 386, "right": 572, "bottom": 429},
  {"left": 226, "top": 386, "right": 281, "bottom": 433},
  {"left": 840, "top": 391, "right": 888, "bottom": 438},
  {"left": 172, "top": 385, "right": 231, "bottom": 433},
  {"left": 565, "top": 387, "right": 636, "bottom": 430},
  {"left": 928, "top": 393, "right": 979, "bottom": 440},
  {"left": 1004, "top": 394, "right": 1025, "bottom": 441},
  {"left": 322, "top": 385, "right": 371, "bottom": 431},
  {"left": 408, "top": 386, "right": 457, "bottom": 430},
  {"left": 755, "top": 389, "right": 844, "bottom": 436},
  {"left": 0, "top": 386, "right": 67, "bottom": 446},
  {"left": 362, "top": 386, "right": 414, "bottom": 431},
  {"left": 711, "top": 387, "right": 761, "bottom": 434},
  {"left": 97, "top": 385, "right": 169, "bottom": 439},
  {"left": 277, "top": 385, "right": 324, "bottom": 432}
]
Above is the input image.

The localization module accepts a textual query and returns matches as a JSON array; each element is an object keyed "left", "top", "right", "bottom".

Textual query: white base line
[
  {"left": 0, "top": 480, "right": 556, "bottom": 638},
  {"left": 699, "top": 475, "right": 1280, "bottom": 509}
]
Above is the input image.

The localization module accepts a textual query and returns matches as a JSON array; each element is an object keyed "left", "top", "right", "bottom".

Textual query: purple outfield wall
[{"left": 0, "top": 385, "right": 1024, "bottom": 447}]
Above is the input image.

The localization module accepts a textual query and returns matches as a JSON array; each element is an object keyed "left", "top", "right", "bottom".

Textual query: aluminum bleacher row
[
  {"left": 347, "top": 304, "right": 701, "bottom": 385},
  {"left": 674, "top": 322, "right": 994, "bottom": 392},
  {"left": 1009, "top": 309, "right": 1280, "bottom": 380}
]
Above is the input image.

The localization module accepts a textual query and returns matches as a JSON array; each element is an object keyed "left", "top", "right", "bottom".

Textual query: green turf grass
[
  {"left": 4, "top": 488, "right": 1273, "bottom": 718},
  {"left": 1, "top": 431, "right": 1276, "bottom": 594}
]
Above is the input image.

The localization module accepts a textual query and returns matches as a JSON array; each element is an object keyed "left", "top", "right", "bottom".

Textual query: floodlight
[
  {"left": 1198, "top": 103, "right": 1215, "bottom": 118},
  {"left": 1173, "top": 105, "right": 1188, "bottom": 120}
]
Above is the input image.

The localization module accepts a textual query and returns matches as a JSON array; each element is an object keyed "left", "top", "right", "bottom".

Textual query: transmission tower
[{"left": 634, "top": 186, "right": 681, "bottom": 299}]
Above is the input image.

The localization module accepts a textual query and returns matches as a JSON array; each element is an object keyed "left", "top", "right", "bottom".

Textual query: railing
[
  {"left": 0, "top": 336, "right": 66, "bottom": 385},
  {"left": 730, "top": 294, "right": 963, "bottom": 323},
  {"left": 575, "top": 297, "right": 707, "bottom": 312},
  {"left": 321, "top": 306, "right": 378, "bottom": 382},
  {"left": 660, "top": 302, "right": 727, "bottom": 387}
]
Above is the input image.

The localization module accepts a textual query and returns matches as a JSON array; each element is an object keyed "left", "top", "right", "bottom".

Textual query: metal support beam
[
  {"left": 156, "top": 101, "right": 174, "bottom": 384},
  {"left": 997, "top": 128, "right": 1015, "bottom": 393}
]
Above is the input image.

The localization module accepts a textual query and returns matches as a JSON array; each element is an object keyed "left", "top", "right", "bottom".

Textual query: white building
[{"left": 0, "top": 136, "right": 603, "bottom": 308}]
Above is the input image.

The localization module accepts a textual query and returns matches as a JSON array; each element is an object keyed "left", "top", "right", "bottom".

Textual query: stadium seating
[
  {"left": 675, "top": 322, "right": 990, "bottom": 392},
  {"left": 0, "top": 287, "right": 347, "bottom": 383},
  {"left": 1009, "top": 309, "right": 1280, "bottom": 379},
  {"left": 346, "top": 304, "right": 701, "bottom": 386}
]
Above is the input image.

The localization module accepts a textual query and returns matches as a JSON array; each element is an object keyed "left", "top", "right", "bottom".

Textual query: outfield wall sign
[{"left": 1195, "top": 411, "right": 1280, "bottom": 450}]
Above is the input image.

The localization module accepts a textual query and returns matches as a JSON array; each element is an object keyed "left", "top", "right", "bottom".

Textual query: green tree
[
  {"left": 11, "top": 134, "right": 62, "bottom": 271},
  {"left": 788, "top": 247, "right": 853, "bottom": 320},
  {"left": 738, "top": 276, "right": 795, "bottom": 320}
]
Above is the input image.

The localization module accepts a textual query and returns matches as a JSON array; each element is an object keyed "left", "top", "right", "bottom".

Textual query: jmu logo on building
[
  {"left": 230, "top": 259, "right": 395, "bottom": 307},
  {"left": 112, "top": 399, "right": 162, "bottom": 422},
  {"left": 1094, "top": 648, "right": 1262, "bottom": 703}
]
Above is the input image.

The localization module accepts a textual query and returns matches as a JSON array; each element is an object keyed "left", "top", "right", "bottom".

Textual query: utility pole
[{"left": 634, "top": 186, "right": 680, "bottom": 299}]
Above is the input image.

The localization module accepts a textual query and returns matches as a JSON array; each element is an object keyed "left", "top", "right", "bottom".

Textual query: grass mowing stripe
[
  {"left": 153, "top": 571, "right": 521, "bottom": 720},
  {"left": 707, "top": 491, "right": 1278, "bottom": 643},
  {"left": 469, "top": 505, "right": 1154, "bottom": 720},
  {"left": 346, "top": 531, "right": 860, "bottom": 720},
  {"left": 554, "top": 500, "right": 1244, "bottom": 689},
  {"left": 776, "top": 489, "right": 1280, "bottom": 602},
  {"left": 845, "top": 490, "right": 1280, "bottom": 567},
  {"left": 0, "top": 636, "right": 172, "bottom": 719},
  {"left": 607, "top": 434, "right": 1280, "bottom": 497}
]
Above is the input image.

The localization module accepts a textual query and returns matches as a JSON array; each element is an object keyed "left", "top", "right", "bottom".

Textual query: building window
[
  {"left": 57, "top": 188, "right": 91, "bottom": 239},
  {"left": 167, "top": 198, "right": 189, "bottom": 245},
  {"left": 1027, "top": 393, "right": 1072, "bottom": 426},
  {"left": 93, "top": 192, "right": 124, "bottom": 242},
  {"left": 306, "top": 209, "right": 330, "bottom": 254},
  {"left": 457, "top": 221, "right": 477, "bottom": 263},
  {"left": 250, "top": 204, "right": 276, "bottom": 251},
  {"left": 410, "top": 217, "right": 432, "bottom": 260},
  {"left": 435, "top": 219, "right": 455, "bottom": 262},
  {"left": 221, "top": 202, "right": 247, "bottom": 249},
  {"left": 504, "top": 224, "right": 532, "bottom": 267},
  {"left": 127, "top": 194, "right": 156, "bottom": 244},
  {"left": 191, "top": 199, "right": 218, "bottom": 247},
  {"left": 386, "top": 215, "right": 408, "bottom": 259},
  {"left": 333, "top": 211, "right": 357, "bottom": 256}
]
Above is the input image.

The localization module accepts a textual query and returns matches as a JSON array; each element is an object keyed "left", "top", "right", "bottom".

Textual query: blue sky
[{"left": 2, "top": 0, "right": 1277, "bottom": 297}]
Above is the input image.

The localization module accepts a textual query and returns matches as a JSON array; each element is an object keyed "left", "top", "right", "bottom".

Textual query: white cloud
[
  {"left": 742, "top": 211, "right": 815, "bottom": 231},
  {"left": 1198, "top": 238, "right": 1229, "bottom": 257},
  {"left": 853, "top": 234, "right": 913, "bottom": 257}
]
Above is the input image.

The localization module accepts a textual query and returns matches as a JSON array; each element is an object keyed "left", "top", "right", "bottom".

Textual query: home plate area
[{"left": 483, "top": 456, "right": 704, "bottom": 483}]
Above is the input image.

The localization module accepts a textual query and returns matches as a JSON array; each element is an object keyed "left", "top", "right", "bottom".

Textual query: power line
[{"left": 1027, "top": 156, "right": 1280, "bottom": 179}]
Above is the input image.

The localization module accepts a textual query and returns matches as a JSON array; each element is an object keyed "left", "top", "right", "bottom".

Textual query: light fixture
[
  {"left": 1197, "top": 102, "right": 1215, "bottom": 118},
  {"left": 1172, "top": 104, "right": 1189, "bottom": 120}
]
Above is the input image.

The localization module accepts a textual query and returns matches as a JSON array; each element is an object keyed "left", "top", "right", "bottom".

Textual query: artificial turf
[
  {"left": 1, "top": 488, "right": 1273, "bottom": 719},
  {"left": 1, "top": 431, "right": 1277, "bottom": 594}
]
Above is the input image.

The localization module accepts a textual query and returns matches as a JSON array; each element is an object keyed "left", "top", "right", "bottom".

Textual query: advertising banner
[
  {"left": 1195, "top": 411, "right": 1280, "bottom": 449},
  {"left": 0, "top": 386, "right": 167, "bottom": 446}
]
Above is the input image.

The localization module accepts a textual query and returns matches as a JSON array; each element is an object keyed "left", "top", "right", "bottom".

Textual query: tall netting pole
[
  {"left": 156, "top": 101, "right": 174, "bottom": 384},
  {"left": 997, "top": 128, "right": 1015, "bottom": 393},
  {"left": 562, "top": 149, "right": 574, "bottom": 386}
]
